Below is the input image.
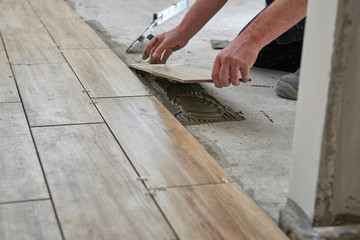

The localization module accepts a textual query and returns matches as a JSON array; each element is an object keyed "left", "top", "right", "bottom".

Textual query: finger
[
  {"left": 142, "top": 37, "right": 159, "bottom": 60},
  {"left": 230, "top": 63, "right": 241, "bottom": 86},
  {"left": 239, "top": 65, "right": 250, "bottom": 83},
  {"left": 212, "top": 57, "right": 222, "bottom": 88},
  {"left": 219, "top": 61, "right": 230, "bottom": 87},
  {"left": 152, "top": 40, "right": 169, "bottom": 60},
  {"left": 161, "top": 50, "right": 173, "bottom": 64},
  {"left": 149, "top": 40, "right": 162, "bottom": 64}
]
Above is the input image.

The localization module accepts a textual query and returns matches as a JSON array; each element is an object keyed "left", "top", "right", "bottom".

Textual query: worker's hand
[
  {"left": 212, "top": 35, "right": 261, "bottom": 88},
  {"left": 142, "top": 28, "right": 189, "bottom": 64}
]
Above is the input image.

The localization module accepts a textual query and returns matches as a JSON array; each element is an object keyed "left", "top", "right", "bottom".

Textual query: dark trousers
[{"left": 254, "top": 39, "right": 303, "bottom": 72}]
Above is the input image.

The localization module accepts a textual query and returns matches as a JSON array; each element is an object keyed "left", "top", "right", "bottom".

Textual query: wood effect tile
[
  {"left": 32, "top": 124, "right": 176, "bottom": 240},
  {"left": 0, "top": 3, "right": 42, "bottom": 28},
  {"left": 43, "top": 18, "right": 107, "bottom": 49},
  {"left": 130, "top": 64, "right": 214, "bottom": 83},
  {"left": 155, "top": 183, "right": 289, "bottom": 240},
  {"left": 96, "top": 96, "right": 231, "bottom": 187},
  {"left": 64, "top": 48, "right": 149, "bottom": 98},
  {"left": 0, "top": 103, "right": 48, "bottom": 203},
  {"left": 0, "top": 51, "right": 19, "bottom": 103},
  {"left": 0, "top": 38, "right": 3, "bottom": 51},
  {"left": 1, "top": 27, "right": 65, "bottom": 64},
  {"left": 0, "top": 201, "right": 62, "bottom": 240},
  {"left": 12, "top": 63, "right": 103, "bottom": 126},
  {"left": 0, "top": 0, "right": 26, "bottom": 3},
  {"left": 29, "top": 0, "right": 79, "bottom": 19}
]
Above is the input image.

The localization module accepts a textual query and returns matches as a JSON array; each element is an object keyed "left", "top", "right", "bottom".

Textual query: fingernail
[{"left": 142, "top": 52, "right": 149, "bottom": 60}]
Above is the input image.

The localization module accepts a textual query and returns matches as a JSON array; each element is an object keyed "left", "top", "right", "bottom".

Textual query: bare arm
[
  {"left": 142, "top": 0, "right": 227, "bottom": 63},
  {"left": 213, "top": 0, "right": 308, "bottom": 87}
]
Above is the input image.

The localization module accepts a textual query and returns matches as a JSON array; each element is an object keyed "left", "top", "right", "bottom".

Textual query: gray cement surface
[{"left": 66, "top": 0, "right": 297, "bottom": 221}]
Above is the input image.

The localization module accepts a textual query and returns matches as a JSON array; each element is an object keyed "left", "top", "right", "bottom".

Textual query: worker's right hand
[{"left": 142, "top": 28, "right": 189, "bottom": 64}]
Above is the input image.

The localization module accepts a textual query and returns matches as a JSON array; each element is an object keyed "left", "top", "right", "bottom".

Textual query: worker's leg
[
  {"left": 253, "top": 39, "right": 302, "bottom": 72},
  {"left": 253, "top": 39, "right": 302, "bottom": 100}
]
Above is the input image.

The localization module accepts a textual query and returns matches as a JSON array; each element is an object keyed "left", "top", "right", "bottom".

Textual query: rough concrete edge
[
  {"left": 280, "top": 199, "right": 360, "bottom": 240},
  {"left": 314, "top": 0, "right": 360, "bottom": 226},
  {"left": 279, "top": 198, "right": 322, "bottom": 240},
  {"left": 314, "top": 224, "right": 360, "bottom": 240}
]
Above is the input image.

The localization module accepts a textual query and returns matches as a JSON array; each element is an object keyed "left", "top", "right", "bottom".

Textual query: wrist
[
  {"left": 173, "top": 25, "right": 192, "bottom": 43},
  {"left": 234, "top": 30, "right": 264, "bottom": 53}
]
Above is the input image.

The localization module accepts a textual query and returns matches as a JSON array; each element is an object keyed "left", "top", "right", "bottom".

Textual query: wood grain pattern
[
  {"left": 43, "top": 18, "right": 107, "bottom": 49},
  {"left": 29, "top": 0, "right": 79, "bottom": 19},
  {"left": 130, "top": 64, "right": 213, "bottom": 83},
  {"left": 96, "top": 96, "right": 230, "bottom": 187},
  {"left": 0, "top": 0, "right": 25, "bottom": 3},
  {"left": 0, "top": 51, "right": 19, "bottom": 103},
  {"left": 64, "top": 48, "right": 149, "bottom": 98},
  {"left": 1, "top": 27, "right": 65, "bottom": 64},
  {"left": 12, "top": 63, "right": 103, "bottom": 126},
  {"left": 0, "top": 200, "right": 62, "bottom": 240},
  {"left": 0, "top": 3, "right": 42, "bottom": 28},
  {"left": 32, "top": 124, "right": 176, "bottom": 239},
  {"left": 0, "top": 103, "right": 48, "bottom": 203},
  {"left": 155, "top": 183, "right": 289, "bottom": 240}
]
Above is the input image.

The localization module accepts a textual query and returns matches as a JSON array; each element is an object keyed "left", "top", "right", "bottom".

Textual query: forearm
[
  {"left": 176, "top": 0, "right": 227, "bottom": 40},
  {"left": 239, "top": 0, "right": 308, "bottom": 51}
]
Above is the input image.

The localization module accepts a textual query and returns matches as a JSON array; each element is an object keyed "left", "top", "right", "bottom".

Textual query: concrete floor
[{"left": 66, "top": 0, "right": 297, "bottom": 221}]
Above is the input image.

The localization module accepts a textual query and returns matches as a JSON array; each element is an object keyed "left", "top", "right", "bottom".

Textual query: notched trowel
[{"left": 126, "top": 0, "right": 190, "bottom": 53}]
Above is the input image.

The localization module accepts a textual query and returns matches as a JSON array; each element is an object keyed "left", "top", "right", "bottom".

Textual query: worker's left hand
[
  {"left": 142, "top": 28, "right": 189, "bottom": 64},
  {"left": 212, "top": 35, "right": 261, "bottom": 88}
]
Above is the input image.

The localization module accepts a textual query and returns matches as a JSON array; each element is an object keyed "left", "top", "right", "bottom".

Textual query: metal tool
[{"left": 126, "top": 0, "right": 190, "bottom": 53}]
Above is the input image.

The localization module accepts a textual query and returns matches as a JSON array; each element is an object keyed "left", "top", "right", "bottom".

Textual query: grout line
[
  {"left": 163, "top": 181, "right": 233, "bottom": 190},
  {"left": 0, "top": 23, "right": 66, "bottom": 240},
  {"left": 93, "top": 94, "right": 153, "bottom": 100},
  {"left": 58, "top": 47, "right": 109, "bottom": 50},
  {"left": 0, "top": 198, "right": 50, "bottom": 205},
  {"left": 0, "top": 101, "right": 21, "bottom": 104},
  {"left": 30, "top": 121, "right": 104, "bottom": 128},
  {"left": 10, "top": 62, "right": 67, "bottom": 66},
  {"left": 30, "top": 3, "right": 180, "bottom": 239}
]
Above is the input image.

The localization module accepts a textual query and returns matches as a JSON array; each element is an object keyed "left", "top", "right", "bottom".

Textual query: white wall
[{"left": 288, "top": 0, "right": 339, "bottom": 220}]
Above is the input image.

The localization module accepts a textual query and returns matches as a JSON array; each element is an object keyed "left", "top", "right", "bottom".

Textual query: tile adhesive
[{"left": 135, "top": 71, "right": 245, "bottom": 125}]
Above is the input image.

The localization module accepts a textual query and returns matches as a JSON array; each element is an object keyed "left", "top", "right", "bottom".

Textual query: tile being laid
[{"left": 130, "top": 64, "right": 213, "bottom": 83}]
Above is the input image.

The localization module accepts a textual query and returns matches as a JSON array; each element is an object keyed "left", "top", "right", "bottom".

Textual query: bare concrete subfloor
[{"left": 66, "top": 0, "right": 297, "bottom": 221}]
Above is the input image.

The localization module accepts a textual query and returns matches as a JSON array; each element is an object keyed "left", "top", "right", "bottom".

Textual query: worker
[{"left": 142, "top": 0, "right": 307, "bottom": 100}]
